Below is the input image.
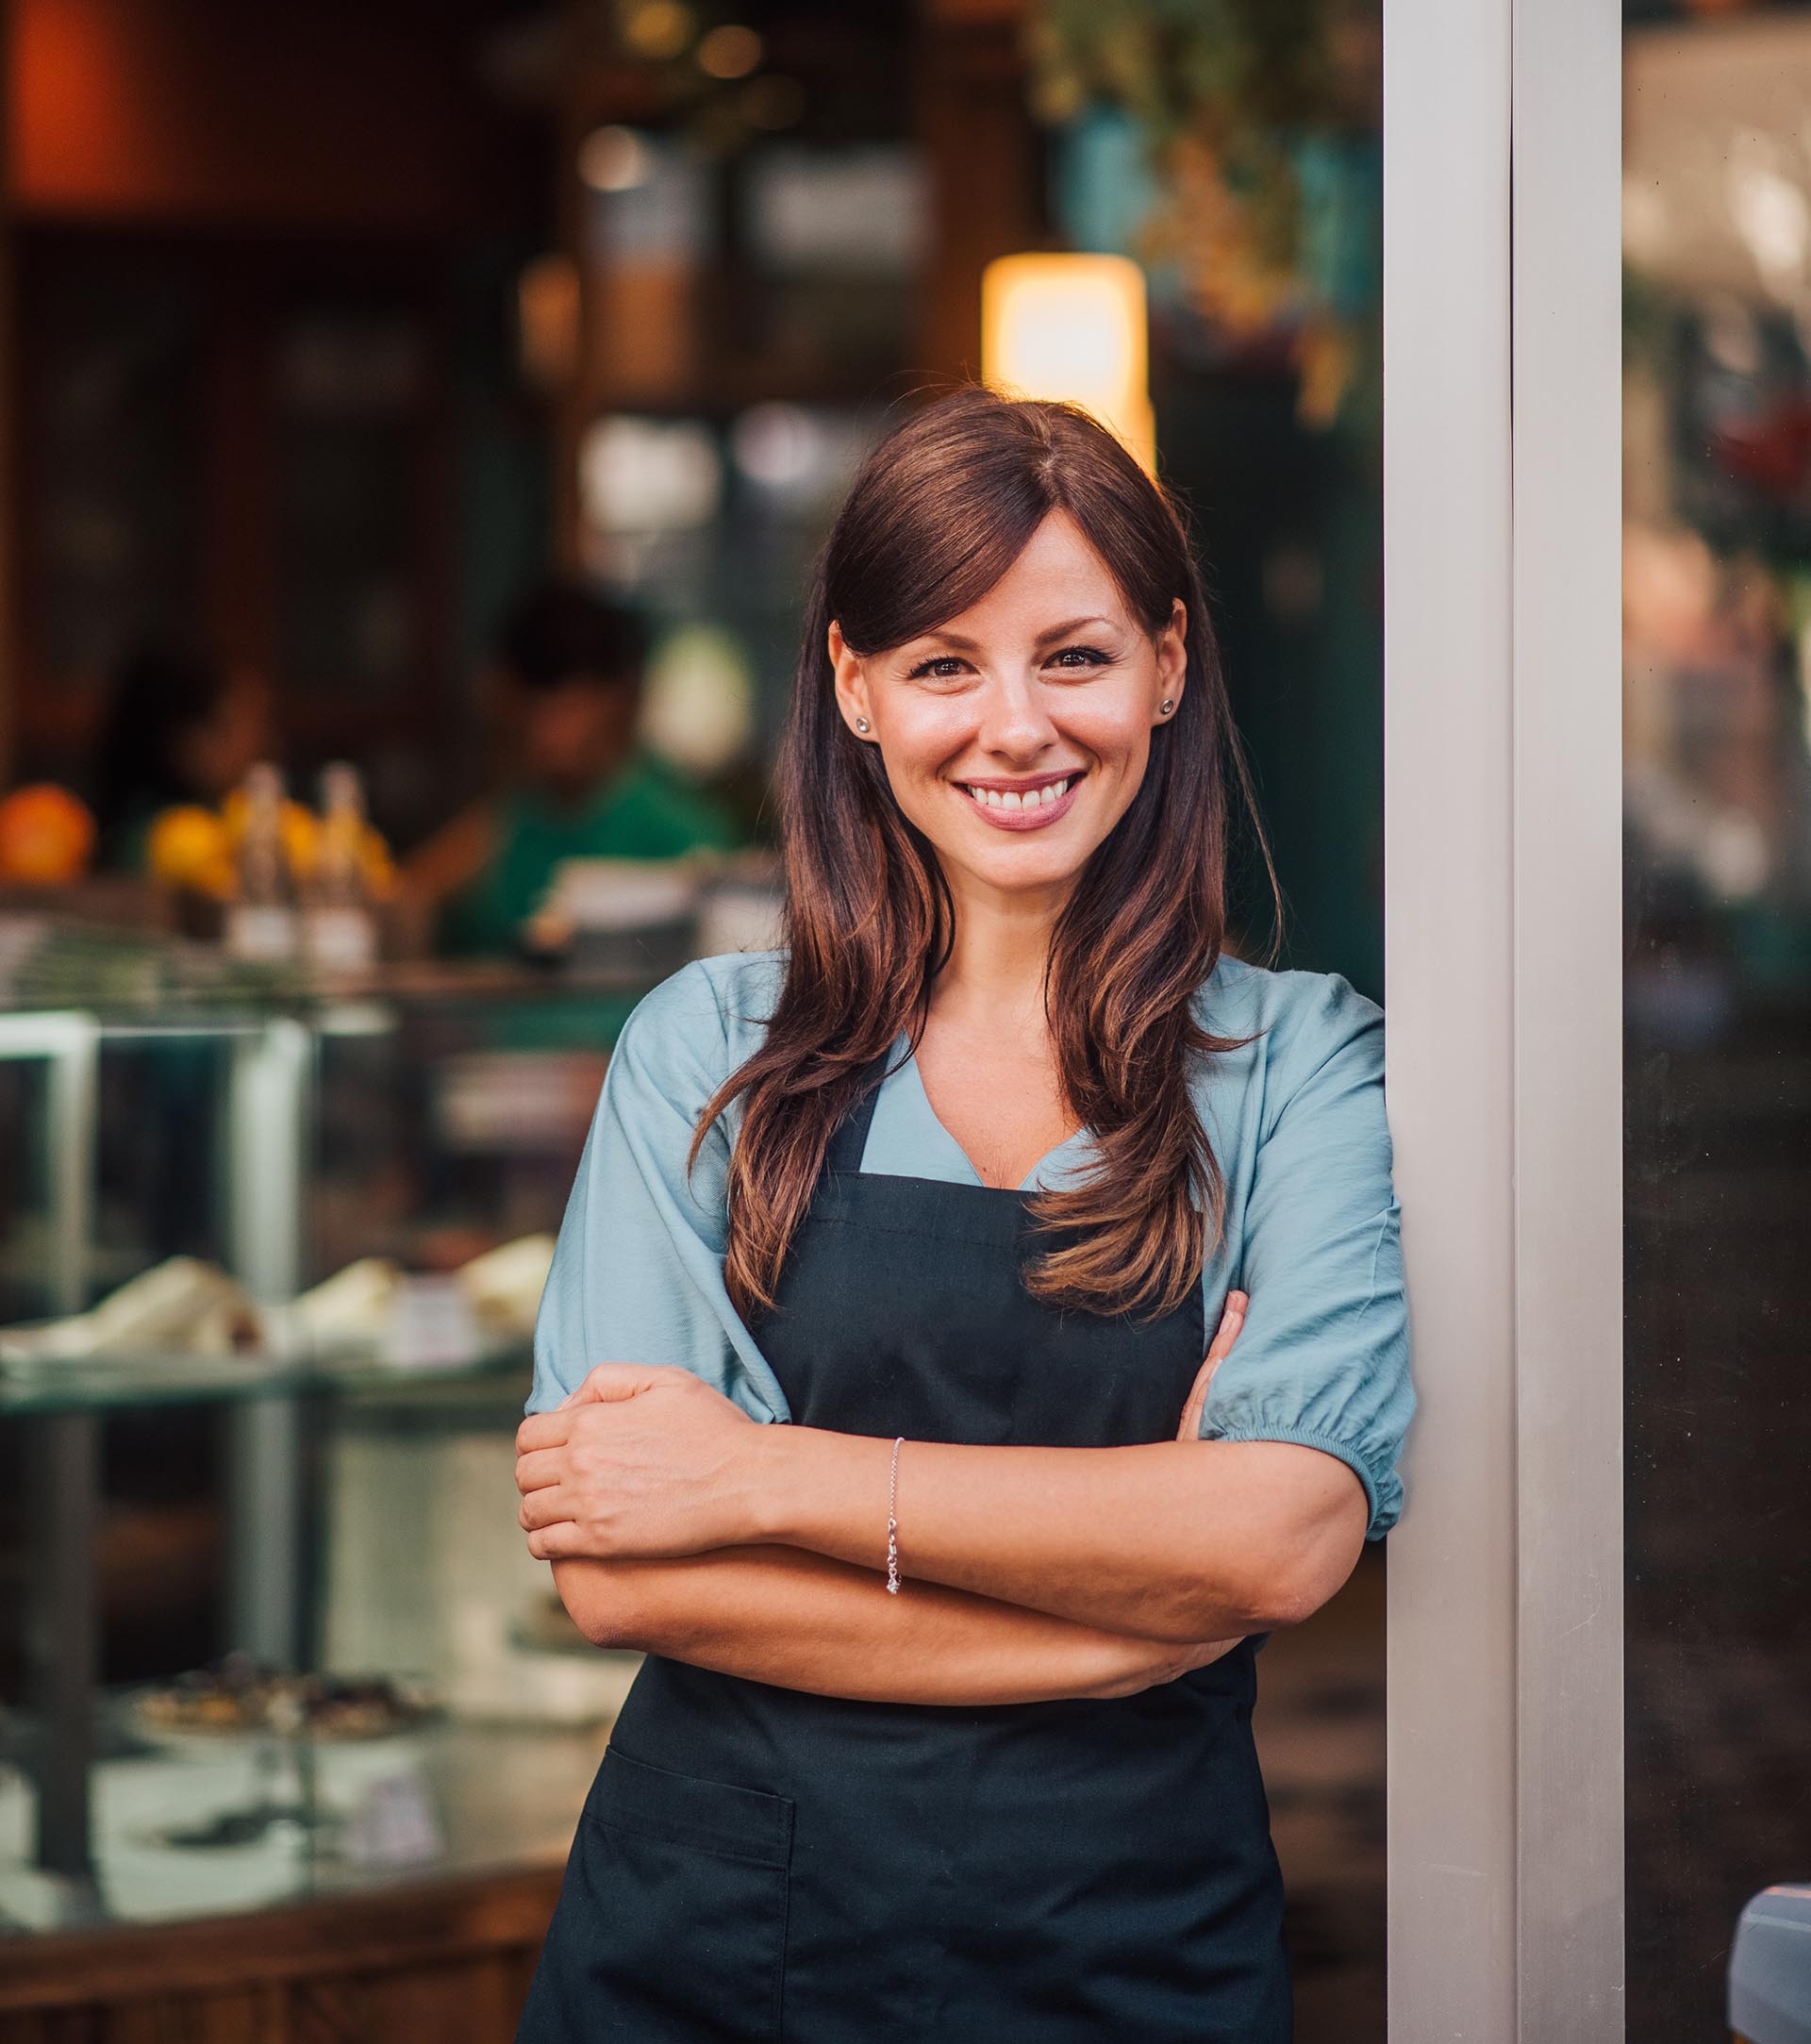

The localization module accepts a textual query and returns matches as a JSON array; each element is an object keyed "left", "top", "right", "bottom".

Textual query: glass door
[{"left": 1623, "top": 8, "right": 1811, "bottom": 2037}]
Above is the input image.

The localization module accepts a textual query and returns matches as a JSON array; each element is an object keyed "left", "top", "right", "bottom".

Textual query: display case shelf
[
  {"left": 0, "top": 1338, "right": 529, "bottom": 1419},
  {"left": 1, "top": 957, "right": 681, "bottom": 1927}
]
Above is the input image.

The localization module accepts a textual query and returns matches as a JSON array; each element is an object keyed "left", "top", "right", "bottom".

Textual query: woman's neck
[{"left": 930, "top": 876, "right": 1067, "bottom": 1036}]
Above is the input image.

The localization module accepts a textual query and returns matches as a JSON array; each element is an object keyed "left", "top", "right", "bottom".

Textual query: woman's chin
[{"left": 931, "top": 839, "right": 1097, "bottom": 900}]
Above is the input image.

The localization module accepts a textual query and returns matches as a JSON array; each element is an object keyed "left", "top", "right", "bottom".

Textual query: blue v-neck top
[{"left": 526, "top": 948, "right": 1417, "bottom": 1541}]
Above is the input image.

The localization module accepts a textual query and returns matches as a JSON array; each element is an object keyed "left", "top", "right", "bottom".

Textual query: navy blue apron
[{"left": 516, "top": 1057, "right": 1291, "bottom": 2041}]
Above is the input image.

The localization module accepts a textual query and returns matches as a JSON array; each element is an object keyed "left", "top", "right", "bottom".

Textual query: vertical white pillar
[
  {"left": 1385, "top": 0, "right": 1624, "bottom": 2033},
  {"left": 1384, "top": 0, "right": 1518, "bottom": 2030},
  {"left": 1510, "top": 0, "right": 1626, "bottom": 2033}
]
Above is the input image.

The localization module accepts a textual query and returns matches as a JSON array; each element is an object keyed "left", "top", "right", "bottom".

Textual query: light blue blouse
[{"left": 527, "top": 948, "right": 1416, "bottom": 1541}]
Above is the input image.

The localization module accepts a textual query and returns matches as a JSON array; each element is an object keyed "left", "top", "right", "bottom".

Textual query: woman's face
[{"left": 828, "top": 508, "right": 1186, "bottom": 909}]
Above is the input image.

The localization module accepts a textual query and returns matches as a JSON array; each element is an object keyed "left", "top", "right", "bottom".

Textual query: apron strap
[{"left": 824, "top": 1051, "right": 894, "bottom": 1177}]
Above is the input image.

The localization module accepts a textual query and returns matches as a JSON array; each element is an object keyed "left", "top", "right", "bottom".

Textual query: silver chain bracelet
[{"left": 886, "top": 1436, "right": 904, "bottom": 1594}]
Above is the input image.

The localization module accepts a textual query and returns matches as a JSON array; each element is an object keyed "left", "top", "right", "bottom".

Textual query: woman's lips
[{"left": 955, "top": 772, "right": 1084, "bottom": 831}]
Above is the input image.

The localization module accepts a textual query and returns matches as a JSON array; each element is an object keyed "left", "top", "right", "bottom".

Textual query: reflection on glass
[{"left": 1624, "top": 9, "right": 1811, "bottom": 2037}]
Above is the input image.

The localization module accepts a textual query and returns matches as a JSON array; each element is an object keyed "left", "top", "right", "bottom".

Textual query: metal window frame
[{"left": 1384, "top": 0, "right": 1624, "bottom": 2035}]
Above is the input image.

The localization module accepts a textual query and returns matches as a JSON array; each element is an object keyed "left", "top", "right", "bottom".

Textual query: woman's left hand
[{"left": 515, "top": 1363, "right": 763, "bottom": 1562}]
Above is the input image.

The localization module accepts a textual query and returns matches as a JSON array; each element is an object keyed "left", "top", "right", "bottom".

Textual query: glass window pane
[{"left": 1624, "top": 9, "right": 1811, "bottom": 2036}]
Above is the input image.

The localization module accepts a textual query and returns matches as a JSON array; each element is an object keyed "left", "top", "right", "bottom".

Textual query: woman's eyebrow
[{"left": 910, "top": 614, "right": 1121, "bottom": 654}]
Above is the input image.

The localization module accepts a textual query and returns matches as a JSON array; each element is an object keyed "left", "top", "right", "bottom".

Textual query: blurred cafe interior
[
  {"left": 0, "top": 3, "right": 1394, "bottom": 2035},
  {"left": 1, "top": 0, "right": 1804, "bottom": 2038}
]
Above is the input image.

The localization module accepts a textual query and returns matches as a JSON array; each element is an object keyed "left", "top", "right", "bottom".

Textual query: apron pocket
[{"left": 578, "top": 1742, "right": 794, "bottom": 2041}]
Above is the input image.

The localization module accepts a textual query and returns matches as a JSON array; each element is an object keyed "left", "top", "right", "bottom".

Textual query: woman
[{"left": 512, "top": 386, "right": 1415, "bottom": 2041}]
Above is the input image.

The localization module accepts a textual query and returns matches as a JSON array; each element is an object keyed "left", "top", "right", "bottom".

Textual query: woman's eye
[{"left": 903, "top": 645, "right": 1112, "bottom": 680}]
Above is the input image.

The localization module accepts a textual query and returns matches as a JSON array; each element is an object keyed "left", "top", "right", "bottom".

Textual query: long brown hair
[{"left": 690, "top": 384, "right": 1282, "bottom": 1322}]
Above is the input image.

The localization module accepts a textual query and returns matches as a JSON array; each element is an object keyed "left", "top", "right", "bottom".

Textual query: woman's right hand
[{"left": 1175, "top": 1288, "right": 1247, "bottom": 1442}]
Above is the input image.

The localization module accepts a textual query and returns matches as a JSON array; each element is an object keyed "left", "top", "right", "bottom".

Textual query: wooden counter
[{"left": 0, "top": 1864, "right": 561, "bottom": 2042}]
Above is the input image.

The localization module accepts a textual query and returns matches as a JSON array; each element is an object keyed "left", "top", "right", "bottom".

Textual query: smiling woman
[{"left": 510, "top": 385, "right": 1415, "bottom": 2044}]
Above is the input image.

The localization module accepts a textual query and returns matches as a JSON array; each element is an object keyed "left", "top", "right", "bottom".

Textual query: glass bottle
[
  {"left": 304, "top": 762, "right": 378, "bottom": 971},
  {"left": 224, "top": 761, "right": 298, "bottom": 961}
]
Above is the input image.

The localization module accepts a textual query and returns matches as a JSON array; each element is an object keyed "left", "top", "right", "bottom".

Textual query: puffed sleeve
[
  {"left": 1197, "top": 972, "right": 1416, "bottom": 1541},
  {"left": 524, "top": 957, "right": 793, "bottom": 1422}
]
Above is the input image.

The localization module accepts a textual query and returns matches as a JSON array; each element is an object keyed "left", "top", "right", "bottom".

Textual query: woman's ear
[
  {"left": 828, "top": 620, "right": 876, "bottom": 739},
  {"left": 1154, "top": 599, "right": 1188, "bottom": 720}
]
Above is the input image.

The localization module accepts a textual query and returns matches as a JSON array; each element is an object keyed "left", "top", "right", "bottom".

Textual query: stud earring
[
  {"left": 855, "top": 717, "right": 871, "bottom": 733},
  {"left": 1160, "top": 699, "right": 1175, "bottom": 716}
]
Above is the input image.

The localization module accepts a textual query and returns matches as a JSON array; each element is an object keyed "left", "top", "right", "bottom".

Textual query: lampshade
[{"left": 980, "top": 252, "right": 1155, "bottom": 474}]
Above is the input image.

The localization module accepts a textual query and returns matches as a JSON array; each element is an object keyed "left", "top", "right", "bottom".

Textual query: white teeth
[{"left": 960, "top": 776, "right": 1074, "bottom": 810}]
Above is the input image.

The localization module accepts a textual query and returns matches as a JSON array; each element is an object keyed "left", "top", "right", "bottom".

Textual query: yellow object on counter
[
  {"left": 146, "top": 795, "right": 395, "bottom": 898},
  {"left": 0, "top": 783, "right": 96, "bottom": 885},
  {"left": 146, "top": 805, "right": 235, "bottom": 897}
]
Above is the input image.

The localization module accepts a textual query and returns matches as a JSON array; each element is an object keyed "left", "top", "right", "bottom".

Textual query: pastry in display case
[
  {"left": 0, "top": 1255, "right": 265, "bottom": 1366},
  {"left": 0, "top": 1238, "right": 556, "bottom": 1374},
  {"left": 131, "top": 1653, "right": 439, "bottom": 1744},
  {"left": 123, "top": 1653, "right": 442, "bottom": 1856}
]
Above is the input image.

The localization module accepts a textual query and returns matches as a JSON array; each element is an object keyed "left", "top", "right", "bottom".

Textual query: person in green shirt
[{"left": 405, "top": 581, "right": 743, "bottom": 956}]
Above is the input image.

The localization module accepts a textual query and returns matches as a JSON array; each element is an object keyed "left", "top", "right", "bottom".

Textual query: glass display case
[{"left": 0, "top": 956, "right": 690, "bottom": 1938}]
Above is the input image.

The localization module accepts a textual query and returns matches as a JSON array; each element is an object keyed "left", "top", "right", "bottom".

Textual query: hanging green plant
[{"left": 1025, "top": 0, "right": 1381, "bottom": 428}]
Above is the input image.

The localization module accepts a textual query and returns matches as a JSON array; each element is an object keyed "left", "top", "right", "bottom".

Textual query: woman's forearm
[
  {"left": 550, "top": 1545, "right": 1229, "bottom": 1707},
  {"left": 735, "top": 1430, "right": 1369, "bottom": 1644}
]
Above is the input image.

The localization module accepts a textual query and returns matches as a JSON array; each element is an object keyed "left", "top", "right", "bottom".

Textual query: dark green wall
[{"left": 1156, "top": 365, "right": 1385, "bottom": 1003}]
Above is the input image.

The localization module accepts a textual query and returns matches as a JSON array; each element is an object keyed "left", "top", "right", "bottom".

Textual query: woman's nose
[{"left": 974, "top": 673, "right": 1057, "bottom": 757}]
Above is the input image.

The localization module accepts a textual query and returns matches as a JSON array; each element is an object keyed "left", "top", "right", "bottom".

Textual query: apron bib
[{"left": 517, "top": 1059, "right": 1291, "bottom": 2042}]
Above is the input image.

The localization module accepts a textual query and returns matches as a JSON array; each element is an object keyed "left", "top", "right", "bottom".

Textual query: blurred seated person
[
  {"left": 94, "top": 642, "right": 273, "bottom": 870},
  {"left": 404, "top": 581, "right": 742, "bottom": 955}
]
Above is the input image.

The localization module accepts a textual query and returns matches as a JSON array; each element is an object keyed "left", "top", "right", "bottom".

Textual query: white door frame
[{"left": 1384, "top": 0, "right": 1624, "bottom": 2034}]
